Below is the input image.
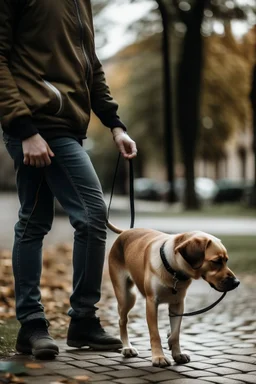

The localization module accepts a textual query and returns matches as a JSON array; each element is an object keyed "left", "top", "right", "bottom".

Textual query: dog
[{"left": 108, "top": 226, "right": 240, "bottom": 367}]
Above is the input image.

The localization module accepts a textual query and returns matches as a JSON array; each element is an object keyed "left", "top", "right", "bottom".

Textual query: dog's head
[{"left": 175, "top": 232, "right": 240, "bottom": 292}]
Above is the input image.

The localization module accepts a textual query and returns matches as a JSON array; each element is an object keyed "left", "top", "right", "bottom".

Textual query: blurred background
[
  {"left": 1, "top": 0, "right": 256, "bottom": 354},
  {"left": 0, "top": 0, "right": 256, "bottom": 209},
  {"left": 89, "top": 0, "right": 256, "bottom": 209}
]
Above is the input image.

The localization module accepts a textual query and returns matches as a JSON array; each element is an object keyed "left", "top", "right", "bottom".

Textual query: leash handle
[
  {"left": 169, "top": 291, "right": 227, "bottom": 317},
  {"left": 129, "top": 158, "right": 135, "bottom": 229},
  {"left": 107, "top": 152, "right": 135, "bottom": 229}
]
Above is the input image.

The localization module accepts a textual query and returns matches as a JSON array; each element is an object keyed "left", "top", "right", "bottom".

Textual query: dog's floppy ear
[{"left": 175, "top": 237, "right": 211, "bottom": 269}]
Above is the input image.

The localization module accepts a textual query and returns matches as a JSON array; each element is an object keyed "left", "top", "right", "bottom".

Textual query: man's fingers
[
  {"left": 24, "top": 154, "right": 52, "bottom": 167},
  {"left": 43, "top": 152, "right": 52, "bottom": 166},
  {"left": 35, "top": 158, "right": 43, "bottom": 168},
  {"left": 130, "top": 142, "right": 137, "bottom": 157},
  {"left": 117, "top": 139, "right": 137, "bottom": 159},
  {"left": 22, "top": 134, "right": 54, "bottom": 167},
  {"left": 47, "top": 145, "right": 55, "bottom": 158},
  {"left": 23, "top": 155, "right": 29, "bottom": 165},
  {"left": 117, "top": 143, "right": 127, "bottom": 157},
  {"left": 29, "top": 157, "right": 35, "bottom": 167}
]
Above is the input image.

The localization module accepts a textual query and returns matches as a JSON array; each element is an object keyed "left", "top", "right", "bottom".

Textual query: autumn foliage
[{"left": 0, "top": 245, "right": 73, "bottom": 337}]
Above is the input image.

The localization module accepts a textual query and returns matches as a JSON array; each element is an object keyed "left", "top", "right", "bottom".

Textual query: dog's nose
[
  {"left": 224, "top": 277, "right": 240, "bottom": 291},
  {"left": 232, "top": 278, "right": 240, "bottom": 288}
]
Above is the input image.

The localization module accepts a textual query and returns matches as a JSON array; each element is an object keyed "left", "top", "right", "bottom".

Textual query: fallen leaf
[
  {"left": 24, "top": 363, "right": 43, "bottom": 369},
  {"left": 50, "top": 380, "right": 74, "bottom": 384},
  {"left": 74, "top": 376, "right": 90, "bottom": 382},
  {"left": 3, "top": 373, "right": 25, "bottom": 383}
]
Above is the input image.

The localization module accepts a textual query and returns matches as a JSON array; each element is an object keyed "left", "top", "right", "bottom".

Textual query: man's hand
[
  {"left": 112, "top": 127, "right": 137, "bottom": 159},
  {"left": 22, "top": 134, "right": 55, "bottom": 167}
]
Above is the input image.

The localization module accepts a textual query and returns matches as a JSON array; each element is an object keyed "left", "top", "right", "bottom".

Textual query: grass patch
[
  {"left": 0, "top": 319, "right": 19, "bottom": 358},
  {"left": 179, "top": 203, "right": 256, "bottom": 217},
  {"left": 218, "top": 235, "right": 256, "bottom": 274},
  {"left": 135, "top": 203, "right": 256, "bottom": 218}
]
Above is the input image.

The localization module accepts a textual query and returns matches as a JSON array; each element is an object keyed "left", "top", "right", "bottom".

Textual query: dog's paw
[
  {"left": 152, "top": 355, "right": 172, "bottom": 367},
  {"left": 122, "top": 347, "right": 139, "bottom": 357},
  {"left": 173, "top": 353, "right": 190, "bottom": 365}
]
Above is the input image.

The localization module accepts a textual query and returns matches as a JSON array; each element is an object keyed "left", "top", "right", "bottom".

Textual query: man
[{"left": 0, "top": 0, "right": 137, "bottom": 359}]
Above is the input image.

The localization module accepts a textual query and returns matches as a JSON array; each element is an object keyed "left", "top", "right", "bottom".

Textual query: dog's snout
[
  {"left": 232, "top": 278, "right": 240, "bottom": 288},
  {"left": 224, "top": 276, "right": 240, "bottom": 291}
]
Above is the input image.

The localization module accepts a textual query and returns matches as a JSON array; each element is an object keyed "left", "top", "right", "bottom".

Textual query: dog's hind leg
[
  {"left": 109, "top": 246, "right": 138, "bottom": 357},
  {"left": 168, "top": 303, "right": 190, "bottom": 364},
  {"left": 117, "top": 275, "right": 139, "bottom": 357}
]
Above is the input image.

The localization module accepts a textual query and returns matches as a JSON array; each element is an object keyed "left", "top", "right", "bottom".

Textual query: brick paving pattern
[{"left": 1, "top": 277, "right": 256, "bottom": 383}]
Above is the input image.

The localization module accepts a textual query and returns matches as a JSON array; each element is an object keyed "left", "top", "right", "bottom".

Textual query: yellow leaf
[
  {"left": 74, "top": 376, "right": 90, "bottom": 382},
  {"left": 25, "top": 363, "right": 43, "bottom": 369},
  {"left": 11, "top": 377, "right": 25, "bottom": 384},
  {"left": 4, "top": 373, "right": 25, "bottom": 383}
]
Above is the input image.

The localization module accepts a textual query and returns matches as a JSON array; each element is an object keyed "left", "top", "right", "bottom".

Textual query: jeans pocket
[
  {"left": 4, "top": 136, "right": 23, "bottom": 166},
  {"left": 3, "top": 133, "right": 10, "bottom": 146}
]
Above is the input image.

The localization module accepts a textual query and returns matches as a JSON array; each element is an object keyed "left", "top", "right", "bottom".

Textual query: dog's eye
[{"left": 211, "top": 259, "right": 222, "bottom": 265}]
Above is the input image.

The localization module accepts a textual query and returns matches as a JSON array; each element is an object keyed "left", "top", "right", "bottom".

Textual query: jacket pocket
[{"left": 42, "top": 80, "right": 63, "bottom": 116}]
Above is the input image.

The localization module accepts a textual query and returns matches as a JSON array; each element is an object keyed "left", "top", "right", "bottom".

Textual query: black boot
[
  {"left": 67, "top": 317, "right": 122, "bottom": 350},
  {"left": 16, "top": 319, "right": 59, "bottom": 360}
]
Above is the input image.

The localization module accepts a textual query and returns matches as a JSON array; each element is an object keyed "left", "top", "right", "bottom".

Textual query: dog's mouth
[
  {"left": 202, "top": 275, "right": 240, "bottom": 292},
  {"left": 209, "top": 280, "right": 240, "bottom": 292},
  {"left": 209, "top": 282, "right": 225, "bottom": 292}
]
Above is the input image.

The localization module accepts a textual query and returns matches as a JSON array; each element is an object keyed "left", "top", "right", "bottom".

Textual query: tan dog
[{"left": 108, "top": 227, "right": 240, "bottom": 367}]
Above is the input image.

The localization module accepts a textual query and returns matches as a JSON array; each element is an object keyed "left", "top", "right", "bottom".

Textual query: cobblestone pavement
[{"left": 1, "top": 276, "right": 256, "bottom": 384}]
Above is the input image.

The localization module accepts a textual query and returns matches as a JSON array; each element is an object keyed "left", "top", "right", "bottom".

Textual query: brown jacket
[{"left": 0, "top": 0, "right": 126, "bottom": 140}]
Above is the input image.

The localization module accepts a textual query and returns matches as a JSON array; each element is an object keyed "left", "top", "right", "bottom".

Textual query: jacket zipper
[
  {"left": 73, "top": 0, "right": 91, "bottom": 82},
  {"left": 43, "top": 79, "right": 63, "bottom": 115}
]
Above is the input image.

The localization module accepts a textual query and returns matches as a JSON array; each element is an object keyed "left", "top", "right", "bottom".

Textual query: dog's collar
[{"left": 160, "top": 241, "right": 190, "bottom": 294}]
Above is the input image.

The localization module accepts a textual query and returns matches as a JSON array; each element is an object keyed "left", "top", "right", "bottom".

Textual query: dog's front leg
[
  {"left": 119, "top": 313, "right": 139, "bottom": 358},
  {"left": 146, "top": 297, "right": 172, "bottom": 367},
  {"left": 168, "top": 303, "right": 190, "bottom": 364}
]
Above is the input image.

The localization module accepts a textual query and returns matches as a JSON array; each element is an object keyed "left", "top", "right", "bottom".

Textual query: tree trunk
[
  {"left": 177, "top": 0, "right": 207, "bottom": 209},
  {"left": 250, "top": 63, "right": 256, "bottom": 206},
  {"left": 157, "top": 0, "right": 177, "bottom": 202},
  {"left": 253, "top": 118, "right": 256, "bottom": 206}
]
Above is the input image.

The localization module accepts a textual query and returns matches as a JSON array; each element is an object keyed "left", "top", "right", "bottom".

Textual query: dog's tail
[{"left": 106, "top": 220, "right": 123, "bottom": 234}]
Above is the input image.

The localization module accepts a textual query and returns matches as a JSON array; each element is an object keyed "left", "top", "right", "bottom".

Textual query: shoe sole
[
  {"left": 67, "top": 340, "right": 123, "bottom": 351},
  {"left": 16, "top": 344, "right": 59, "bottom": 360}
]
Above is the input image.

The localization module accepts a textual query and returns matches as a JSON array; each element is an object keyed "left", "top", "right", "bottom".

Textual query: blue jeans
[{"left": 3, "top": 135, "right": 107, "bottom": 324}]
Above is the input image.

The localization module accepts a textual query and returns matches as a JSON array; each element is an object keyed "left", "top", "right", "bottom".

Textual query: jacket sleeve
[
  {"left": 90, "top": 54, "right": 127, "bottom": 131},
  {"left": 0, "top": 1, "right": 38, "bottom": 139}
]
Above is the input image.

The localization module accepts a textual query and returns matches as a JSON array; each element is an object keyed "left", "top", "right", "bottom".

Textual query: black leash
[
  {"left": 107, "top": 152, "right": 135, "bottom": 229},
  {"left": 169, "top": 291, "right": 227, "bottom": 317}
]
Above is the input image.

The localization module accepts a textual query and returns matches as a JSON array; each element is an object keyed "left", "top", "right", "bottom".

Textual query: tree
[
  {"left": 171, "top": 0, "right": 255, "bottom": 208},
  {"left": 91, "top": 0, "right": 256, "bottom": 207},
  {"left": 250, "top": 51, "right": 256, "bottom": 206},
  {"left": 200, "top": 26, "right": 254, "bottom": 167},
  {"left": 155, "top": 0, "right": 177, "bottom": 202},
  {"left": 175, "top": 0, "right": 207, "bottom": 209}
]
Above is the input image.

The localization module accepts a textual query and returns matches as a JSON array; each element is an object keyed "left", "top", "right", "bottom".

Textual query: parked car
[
  {"left": 242, "top": 184, "right": 255, "bottom": 205},
  {"left": 134, "top": 177, "right": 218, "bottom": 203},
  {"left": 175, "top": 177, "right": 218, "bottom": 203},
  {"left": 214, "top": 179, "right": 254, "bottom": 203},
  {"left": 134, "top": 178, "right": 170, "bottom": 201}
]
